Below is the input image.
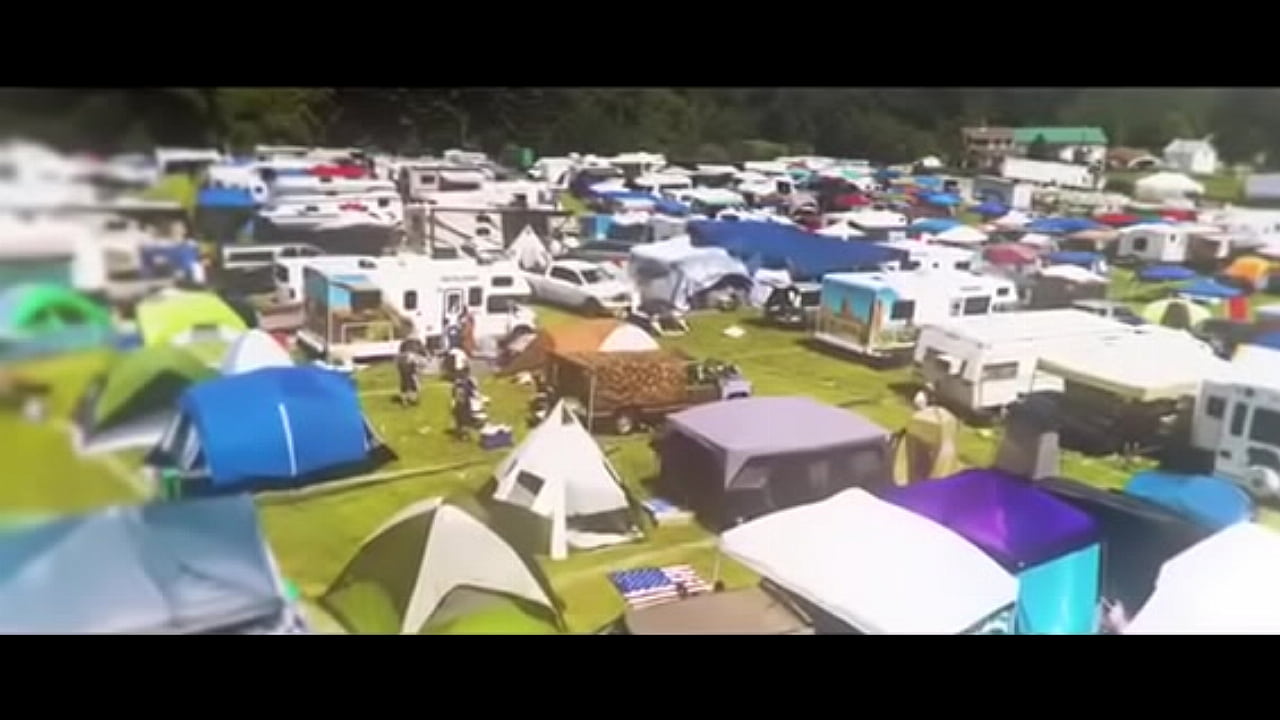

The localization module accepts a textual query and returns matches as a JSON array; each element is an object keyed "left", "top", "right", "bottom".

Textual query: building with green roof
[{"left": 1012, "top": 127, "right": 1109, "bottom": 166}]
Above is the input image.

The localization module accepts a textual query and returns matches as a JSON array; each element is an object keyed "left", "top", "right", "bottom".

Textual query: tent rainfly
[
  {"left": 136, "top": 290, "right": 248, "bottom": 348},
  {"left": 220, "top": 329, "right": 293, "bottom": 375},
  {"left": 74, "top": 344, "right": 217, "bottom": 455},
  {"left": 490, "top": 400, "right": 642, "bottom": 560},
  {"left": 320, "top": 498, "right": 564, "bottom": 634},
  {"left": 0, "top": 495, "right": 294, "bottom": 634},
  {"left": 503, "top": 318, "right": 658, "bottom": 375}
]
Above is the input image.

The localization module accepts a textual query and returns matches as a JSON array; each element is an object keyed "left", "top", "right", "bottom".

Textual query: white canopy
[
  {"left": 1127, "top": 523, "right": 1280, "bottom": 634},
  {"left": 1134, "top": 172, "right": 1205, "bottom": 202},
  {"left": 934, "top": 225, "right": 988, "bottom": 246},
  {"left": 993, "top": 210, "right": 1031, "bottom": 229},
  {"left": 1039, "top": 264, "right": 1106, "bottom": 284},
  {"left": 720, "top": 488, "right": 1017, "bottom": 634},
  {"left": 220, "top": 329, "right": 293, "bottom": 375}
]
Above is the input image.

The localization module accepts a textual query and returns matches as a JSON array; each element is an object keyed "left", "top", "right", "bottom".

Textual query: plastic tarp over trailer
[
  {"left": 687, "top": 220, "right": 896, "bottom": 280},
  {"left": 628, "top": 235, "right": 751, "bottom": 311}
]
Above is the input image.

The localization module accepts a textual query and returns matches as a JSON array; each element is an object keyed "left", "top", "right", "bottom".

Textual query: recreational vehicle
[
  {"left": 877, "top": 240, "right": 977, "bottom": 272},
  {"left": 272, "top": 254, "right": 379, "bottom": 305},
  {"left": 914, "top": 310, "right": 1136, "bottom": 416},
  {"left": 971, "top": 176, "right": 1036, "bottom": 210},
  {"left": 1189, "top": 367, "right": 1280, "bottom": 498},
  {"left": 999, "top": 157, "right": 1102, "bottom": 191},
  {"left": 1115, "top": 223, "right": 1190, "bottom": 264},
  {"left": 812, "top": 270, "right": 1017, "bottom": 360},
  {"left": 631, "top": 173, "right": 693, "bottom": 196},
  {"left": 844, "top": 210, "right": 909, "bottom": 242},
  {"left": 296, "top": 256, "right": 536, "bottom": 361}
]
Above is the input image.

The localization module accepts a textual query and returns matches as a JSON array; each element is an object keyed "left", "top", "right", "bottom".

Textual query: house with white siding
[{"left": 1163, "top": 138, "right": 1220, "bottom": 176}]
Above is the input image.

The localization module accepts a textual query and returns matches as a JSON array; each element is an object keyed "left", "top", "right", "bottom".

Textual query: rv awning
[{"left": 1037, "top": 332, "right": 1229, "bottom": 402}]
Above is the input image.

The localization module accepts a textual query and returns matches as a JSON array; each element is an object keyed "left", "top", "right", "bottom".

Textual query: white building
[{"left": 1163, "top": 138, "right": 1220, "bottom": 176}]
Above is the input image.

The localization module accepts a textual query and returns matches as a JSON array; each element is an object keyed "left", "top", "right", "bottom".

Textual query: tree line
[{"left": 2, "top": 88, "right": 1277, "bottom": 169}]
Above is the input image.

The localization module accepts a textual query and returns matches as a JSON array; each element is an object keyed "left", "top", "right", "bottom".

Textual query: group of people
[{"left": 395, "top": 306, "right": 486, "bottom": 437}]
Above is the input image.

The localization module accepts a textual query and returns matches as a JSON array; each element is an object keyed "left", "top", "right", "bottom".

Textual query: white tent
[
  {"left": 1039, "top": 264, "right": 1106, "bottom": 284},
  {"left": 934, "top": 225, "right": 988, "bottom": 246},
  {"left": 1127, "top": 523, "right": 1280, "bottom": 634},
  {"left": 220, "top": 329, "right": 293, "bottom": 375},
  {"left": 491, "top": 401, "right": 641, "bottom": 560},
  {"left": 721, "top": 488, "right": 1018, "bottom": 634},
  {"left": 1134, "top": 172, "right": 1205, "bottom": 203},
  {"left": 509, "top": 225, "right": 551, "bottom": 272},
  {"left": 993, "top": 210, "right": 1031, "bottom": 229}
]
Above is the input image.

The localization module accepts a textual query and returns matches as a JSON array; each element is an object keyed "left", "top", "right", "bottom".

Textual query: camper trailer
[
  {"left": 877, "top": 240, "right": 978, "bottom": 272},
  {"left": 1113, "top": 223, "right": 1230, "bottom": 266},
  {"left": 272, "top": 254, "right": 379, "bottom": 306},
  {"left": 296, "top": 256, "right": 536, "bottom": 361},
  {"left": 1190, "top": 368, "right": 1280, "bottom": 498},
  {"left": 844, "top": 210, "right": 910, "bottom": 242},
  {"left": 999, "top": 157, "right": 1102, "bottom": 191},
  {"left": 914, "top": 310, "right": 1136, "bottom": 416},
  {"left": 813, "top": 270, "right": 1017, "bottom": 360},
  {"left": 971, "top": 176, "right": 1036, "bottom": 211}
]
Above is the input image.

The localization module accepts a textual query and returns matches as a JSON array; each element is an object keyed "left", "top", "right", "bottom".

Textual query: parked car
[{"left": 524, "top": 259, "right": 633, "bottom": 315}]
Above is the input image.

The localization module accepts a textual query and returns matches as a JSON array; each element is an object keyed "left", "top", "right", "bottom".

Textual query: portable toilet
[{"left": 885, "top": 469, "right": 1102, "bottom": 634}]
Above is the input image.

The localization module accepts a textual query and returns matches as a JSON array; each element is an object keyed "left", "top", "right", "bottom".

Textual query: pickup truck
[
  {"left": 524, "top": 258, "right": 634, "bottom": 316},
  {"left": 547, "top": 349, "right": 751, "bottom": 434}
]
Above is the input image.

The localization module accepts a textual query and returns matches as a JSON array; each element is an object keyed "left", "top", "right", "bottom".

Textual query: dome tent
[
  {"left": 1134, "top": 172, "right": 1205, "bottom": 203},
  {"left": 220, "top": 329, "right": 292, "bottom": 375}
]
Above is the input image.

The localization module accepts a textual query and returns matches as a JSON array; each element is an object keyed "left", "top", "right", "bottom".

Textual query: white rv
[
  {"left": 295, "top": 255, "right": 536, "bottom": 361},
  {"left": 813, "top": 270, "right": 1017, "bottom": 359},
  {"left": 844, "top": 210, "right": 910, "bottom": 242},
  {"left": 631, "top": 173, "right": 693, "bottom": 196},
  {"left": 877, "top": 240, "right": 978, "bottom": 272},
  {"left": 1191, "top": 366, "right": 1280, "bottom": 498},
  {"left": 971, "top": 175, "right": 1036, "bottom": 211},
  {"left": 271, "top": 254, "right": 378, "bottom": 305},
  {"left": 1115, "top": 223, "right": 1189, "bottom": 264},
  {"left": 914, "top": 309, "right": 1136, "bottom": 415},
  {"left": 999, "top": 157, "right": 1101, "bottom": 191}
]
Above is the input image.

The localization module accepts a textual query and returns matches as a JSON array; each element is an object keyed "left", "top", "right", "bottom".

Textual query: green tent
[
  {"left": 136, "top": 291, "right": 247, "bottom": 348},
  {"left": 320, "top": 498, "right": 565, "bottom": 635},
  {"left": 0, "top": 283, "right": 111, "bottom": 337},
  {"left": 89, "top": 345, "right": 216, "bottom": 432}
]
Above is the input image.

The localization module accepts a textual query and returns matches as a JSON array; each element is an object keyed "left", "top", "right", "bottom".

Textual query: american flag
[{"left": 609, "top": 564, "right": 714, "bottom": 610}]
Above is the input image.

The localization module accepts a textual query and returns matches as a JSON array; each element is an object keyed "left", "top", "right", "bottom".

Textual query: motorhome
[
  {"left": 813, "top": 270, "right": 1017, "bottom": 360},
  {"left": 256, "top": 187, "right": 405, "bottom": 251},
  {"left": 877, "top": 240, "right": 978, "bottom": 272},
  {"left": 631, "top": 173, "right": 693, "bottom": 196},
  {"left": 271, "top": 254, "right": 375, "bottom": 306},
  {"left": 610, "top": 152, "right": 668, "bottom": 179},
  {"left": 296, "top": 255, "right": 536, "bottom": 361},
  {"left": 971, "top": 175, "right": 1036, "bottom": 210},
  {"left": 1189, "top": 365, "right": 1280, "bottom": 498},
  {"left": 914, "top": 309, "right": 1137, "bottom": 416}
]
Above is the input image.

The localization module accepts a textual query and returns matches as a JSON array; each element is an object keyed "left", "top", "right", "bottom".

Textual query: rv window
[
  {"left": 274, "top": 265, "right": 289, "bottom": 283},
  {"left": 351, "top": 289, "right": 382, "bottom": 312},
  {"left": 491, "top": 276, "right": 515, "bottom": 288},
  {"left": 1206, "top": 396, "right": 1227, "bottom": 419},
  {"left": 962, "top": 296, "right": 992, "bottom": 315},
  {"left": 1230, "top": 403, "right": 1249, "bottom": 437},
  {"left": 1132, "top": 237, "right": 1149, "bottom": 253},
  {"left": 902, "top": 260, "right": 922, "bottom": 271},
  {"left": 404, "top": 290, "right": 419, "bottom": 311},
  {"left": 982, "top": 362, "right": 1019, "bottom": 381},
  {"left": 955, "top": 261, "right": 972, "bottom": 271},
  {"left": 1249, "top": 407, "right": 1280, "bottom": 446},
  {"left": 488, "top": 295, "right": 526, "bottom": 313},
  {"left": 468, "top": 287, "right": 483, "bottom": 307},
  {"left": 889, "top": 300, "right": 916, "bottom": 321},
  {"left": 995, "top": 286, "right": 1010, "bottom": 297},
  {"left": 419, "top": 173, "right": 436, "bottom": 184}
]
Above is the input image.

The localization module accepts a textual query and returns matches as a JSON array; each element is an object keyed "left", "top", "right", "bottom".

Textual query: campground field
[{"left": 6, "top": 268, "right": 1280, "bottom": 633}]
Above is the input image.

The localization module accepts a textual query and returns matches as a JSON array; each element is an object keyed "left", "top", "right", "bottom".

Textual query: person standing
[{"left": 396, "top": 340, "right": 429, "bottom": 406}]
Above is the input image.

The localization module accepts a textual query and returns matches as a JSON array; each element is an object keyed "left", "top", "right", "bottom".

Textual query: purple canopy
[{"left": 884, "top": 469, "right": 1100, "bottom": 571}]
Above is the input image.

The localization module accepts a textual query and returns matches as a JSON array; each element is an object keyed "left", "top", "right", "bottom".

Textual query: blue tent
[
  {"left": 1138, "top": 265, "right": 1198, "bottom": 282},
  {"left": 1124, "top": 471, "right": 1254, "bottom": 531},
  {"left": 921, "top": 192, "right": 963, "bottom": 207},
  {"left": 1250, "top": 331, "right": 1280, "bottom": 351},
  {"left": 910, "top": 217, "right": 962, "bottom": 234},
  {"left": 1180, "top": 277, "right": 1244, "bottom": 299},
  {"left": 1044, "top": 251, "right": 1102, "bottom": 269},
  {"left": 1026, "top": 217, "right": 1104, "bottom": 235},
  {"left": 972, "top": 201, "right": 1009, "bottom": 217},
  {"left": 196, "top": 187, "right": 257, "bottom": 209},
  {"left": 653, "top": 197, "right": 690, "bottom": 216},
  {"left": 173, "top": 366, "right": 385, "bottom": 491},
  {"left": 914, "top": 176, "right": 943, "bottom": 189},
  {"left": 0, "top": 495, "right": 291, "bottom": 634},
  {"left": 687, "top": 220, "right": 896, "bottom": 279}
]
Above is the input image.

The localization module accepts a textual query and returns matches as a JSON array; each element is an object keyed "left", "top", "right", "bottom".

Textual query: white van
[{"left": 222, "top": 243, "right": 323, "bottom": 273}]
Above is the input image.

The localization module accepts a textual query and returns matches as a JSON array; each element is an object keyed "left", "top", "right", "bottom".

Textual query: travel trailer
[
  {"left": 971, "top": 176, "right": 1036, "bottom": 210},
  {"left": 844, "top": 210, "right": 910, "bottom": 242},
  {"left": 999, "top": 157, "right": 1102, "bottom": 191},
  {"left": 1189, "top": 367, "right": 1280, "bottom": 499},
  {"left": 877, "top": 240, "right": 978, "bottom": 272},
  {"left": 631, "top": 173, "right": 693, "bottom": 196},
  {"left": 271, "top": 254, "right": 379, "bottom": 306},
  {"left": 255, "top": 187, "right": 404, "bottom": 252},
  {"left": 914, "top": 309, "right": 1137, "bottom": 416},
  {"left": 397, "top": 163, "right": 488, "bottom": 203},
  {"left": 812, "top": 270, "right": 1017, "bottom": 360},
  {"left": 1115, "top": 223, "right": 1190, "bottom": 264},
  {"left": 296, "top": 255, "right": 536, "bottom": 361}
]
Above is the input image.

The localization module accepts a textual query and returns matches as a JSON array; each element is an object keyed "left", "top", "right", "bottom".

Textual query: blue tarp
[
  {"left": 179, "top": 367, "right": 369, "bottom": 490},
  {"left": 914, "top": 176, "right": 943, "bottom": 189},
  {"left": 1026, "top": 217, "right": 1104, "bottom": 234},
  {"left": 973, "top": 201, "right": 1010, "bottom": 217},
  {"left": 0, "top": 495, "right": 287, "bottom": 634},
  {"left": 1138, "top": 265, "right": 1198, "bottom": 282},
  {"left": 1045, "top": 251, "right": 1102, "bottom": 268},
  {"left": 1124, "top": 471, "right": 1253, "bottom": 531},
  {"left": 910, "top": 217, "right": 962, "bottom": 234},
  {"left": 687, "top": 220, "right": 896, "bottom": 280},
  {"left": 1250, "top": 331, "right": 1280, "bottom": 350},
  {"left": 921, "top": 192, "right": 962, "bottom": 207},
  {"left": 1180, "top": 277, "right": 1244, "bottom": 299},
  {"left": 196, "top": 187, "right": 257, "bottom": 209},
  {"left": 653, "top": 198, "right": 690, "bottom": 216}
]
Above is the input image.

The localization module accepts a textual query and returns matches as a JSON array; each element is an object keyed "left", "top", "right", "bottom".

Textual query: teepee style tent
[
  {"left": 490, "top": 401, "right": 642, "bottom": 560},
  {"left": 73, "top": 345, "right": 218, "bottom": 455},
  {"left": 320, "top": 498, "right": 564, "bottom": 635},
  {"left": 220, "top": 329, "right": 293, "bottom": 375}
]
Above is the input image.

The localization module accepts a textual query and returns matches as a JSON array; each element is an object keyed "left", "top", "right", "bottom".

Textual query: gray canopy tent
[
  {"left": 657, "top": 396, "right": 892, "bottom": 529},
  {"left": 0, "top": 495, "right": 295, "bottom": 634}
]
